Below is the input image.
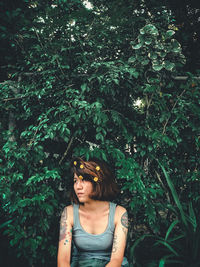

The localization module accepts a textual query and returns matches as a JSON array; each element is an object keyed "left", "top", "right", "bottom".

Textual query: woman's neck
[{"left": 81, "top": 200, "right": 109, "bottom": 213}]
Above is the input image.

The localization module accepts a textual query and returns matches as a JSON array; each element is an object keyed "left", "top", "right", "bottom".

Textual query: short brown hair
[{"left": 70, "top": 157, "right": 119, "bottom": 203}]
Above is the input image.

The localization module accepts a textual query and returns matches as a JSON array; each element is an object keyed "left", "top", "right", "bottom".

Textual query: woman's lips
[{"left": 77, "top": 193, "right": 84, "bottom": 197}]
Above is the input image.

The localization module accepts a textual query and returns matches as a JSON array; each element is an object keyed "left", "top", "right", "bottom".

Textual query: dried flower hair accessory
[
  {"left": 96, "top": 166, "right": 100, "bottom": 171},
  {"left": 79, "top": 175, "right": 83, "bottom": 180},
  {"left": 93, "top": 177, "right": 98, "bottom": 182},
  {"left": 80, "top": 164, "right": 84, "bottom": 169}
]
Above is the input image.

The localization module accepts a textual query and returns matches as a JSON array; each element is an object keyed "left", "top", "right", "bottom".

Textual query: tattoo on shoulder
[{"left": 121, "top": 211, "right": 128, "bottom": 229}]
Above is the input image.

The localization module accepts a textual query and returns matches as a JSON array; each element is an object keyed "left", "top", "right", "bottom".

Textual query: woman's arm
[
  {"left": 106, "top": 206, "right": 128, "bottom": 267},
  {"left": 57, "top": 205, "right": 73, "bottom": 267}
]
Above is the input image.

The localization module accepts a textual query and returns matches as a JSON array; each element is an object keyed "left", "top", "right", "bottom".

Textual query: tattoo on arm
[
  {"left": 112, "top": 234, "right": 118, "bottom": 253},
  {"left": 59, "top": 208, "right": 72, "bottom": 245},
  {"left": 121, "top": 211, "right": 128, "bottom": 228},
  {"left": 59, "top": 208, "right": 67, "bottom": 241},
  {"left": 121, "top": 211, "right": 128, "bottom": 237},
  {"left": 122, "top": 227, "right": 127, "bottom": 235}
]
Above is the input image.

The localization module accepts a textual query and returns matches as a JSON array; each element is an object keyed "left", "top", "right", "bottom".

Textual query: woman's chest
[{"left": 80, "top": 212, "right": 109, "bottom": 235}]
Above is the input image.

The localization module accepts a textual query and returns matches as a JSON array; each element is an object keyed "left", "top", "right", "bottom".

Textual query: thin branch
[
  {"left": 33, "top": 27, "right": 61, "bottom": 81},
  {"left": 145, "top": 93, "right": 154, "bottom": 121},
  {"left": 102, "top": 109, "right": 128, "bottom": 121},
  {"left": 172, "top": 76, "right": 200, "bottom": 80},
  {"left": 64, "top": 84, "right": 74, "bottom": 89},
  {"left": 28, "top": 119, "right": 43, "bottom": 147},
  {"left": 55, "top": 58, "right": 65, "bottom": 76},
  {"left": 0, "top": 81, "right": 18, "bottom": 86},
  {"left": 14, "top": 37, "right": 26, "bottom": 53},
  {"left": 162, "top": 89, "right": 186, "bottom": 135},
  {"left": 84, "top": 18, "right": 96, "bottom": 40},
  {"left": 59, "top": 136, "right": 75, "bottom": 165},
  {"left": 3, "top": 96, "right": 28, "bottom": 101},
  {"left": 34, "top": 27, "right": 45, "bottom": 50}
]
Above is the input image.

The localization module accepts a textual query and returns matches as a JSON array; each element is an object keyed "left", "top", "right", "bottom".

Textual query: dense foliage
[{"left": 0, "top": 0, "right": 199, "bottom": 266}]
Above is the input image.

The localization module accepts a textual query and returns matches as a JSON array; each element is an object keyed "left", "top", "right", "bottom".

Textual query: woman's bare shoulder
[
  {"left": 66, "top": 204, "right": 73, "bottom": 211},
  {"left": 116, "top": 204, "right": 127, "bottom": 214},
  {"left": 114, "top": 205, "right": 128, "bottom": 222},
  {"left": 62, "top": 205, "right": 73, "bottom": 224}
]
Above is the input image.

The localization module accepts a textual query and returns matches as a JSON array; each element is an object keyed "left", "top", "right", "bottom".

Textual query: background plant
[
  {"left": 131, "top": 163, "right": 200, "bottom": 267},
  {"left": 0, "top": 0, "right": 199, "bottom": 266}
]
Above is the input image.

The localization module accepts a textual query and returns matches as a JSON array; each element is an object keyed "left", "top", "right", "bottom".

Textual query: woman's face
[{"left": 73, "top": 173, "right": 94, "bottom": 203}]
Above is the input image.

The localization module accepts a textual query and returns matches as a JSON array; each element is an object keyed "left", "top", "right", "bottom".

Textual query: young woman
[{"left": 57, "top": 157, "right": 129, "bottom": 267}]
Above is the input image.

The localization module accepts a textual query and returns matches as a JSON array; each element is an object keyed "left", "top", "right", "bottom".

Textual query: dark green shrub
[{"left": 0, "top": 0, "right": 199, "bottom": 266}]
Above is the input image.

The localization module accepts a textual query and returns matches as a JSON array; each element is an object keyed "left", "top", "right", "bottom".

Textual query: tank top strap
[
  {"left": 108, "top": 202, "right": 117, "bottom": 231},
  {"left": 73, "top": 204, "right": 79, "bottom": 228}
]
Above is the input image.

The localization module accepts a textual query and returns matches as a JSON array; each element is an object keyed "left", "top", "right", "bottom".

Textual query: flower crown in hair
[{"left": 73, "top": 160, "right": 101, "bottom": 182}]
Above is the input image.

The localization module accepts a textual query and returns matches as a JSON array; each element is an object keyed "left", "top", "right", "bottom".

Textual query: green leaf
[
  {"left": 148, "top": 53, "right": 158, "bottom": 60},
  {"left": 158, "top": 161, "right": 188, "bottom": 227},
  {"left": 152, "top": 64, "right": 163, "bottom": 71},
  {"left": 0, "top": 219, "right": 13, "bottom": 230},
  {"left": 128, "top": 57, "right": 136, "bottom": 63},
  {"left": 165, "top": 30, "right": 175, "bottom": 39},
  {"left": 141, "top": 59, "right": 150, "bottom": 65},
  {"left": 81, "top": 83, "right": 87, "bottom": 92},
  {"left": 164, "top": 61, "right": 175, "bottom": 71},
  {"left": 159, "top": 258, "right": 166, "bottom": 267},
  {"left": 156, "top": 240, "right": 179, "bottom": 257},
  {"left": 96, "top": 133, "right": 104, "bottom": 141},
  {"left": 171, "top": 39, "right": 182, "bottom": 53},
  {"left": 132, "top": 43, "right": 143, "bottom": 49},
  {"left": 143, "top": 24, "right": 159, "bottom": 36},
  {"left": 165, "top": 220, "right": 179, "bottom": 240}
]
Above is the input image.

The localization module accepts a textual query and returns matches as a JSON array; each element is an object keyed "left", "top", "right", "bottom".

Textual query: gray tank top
[{"left": 72, "top": 202, "right": 116, "bottom": 260}]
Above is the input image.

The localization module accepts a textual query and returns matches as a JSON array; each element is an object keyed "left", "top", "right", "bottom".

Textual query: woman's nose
[{"left": 76, "top": 180, "right": 83, "bottom": 189}]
